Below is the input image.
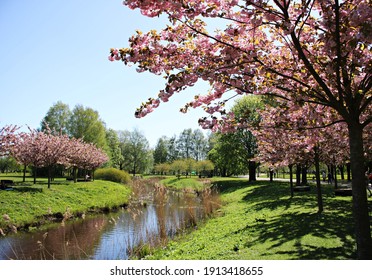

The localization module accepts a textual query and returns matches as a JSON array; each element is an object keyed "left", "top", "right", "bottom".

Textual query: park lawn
[
  {"left": 160, "top": 176, "right": 209, "bottom": 191},
  {"left": 146, "top": 178, "right": 362, "bottom": 260},
  {"left": 0, "top": 177, "right": 131, "bottom": 232}
]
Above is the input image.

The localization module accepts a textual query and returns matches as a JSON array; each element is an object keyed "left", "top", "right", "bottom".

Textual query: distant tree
[
  {"left": 167, "top": 136, "right": 179, "bottom": 162},
  {"left": 191, "top": 129, "right": 208, "bottom": 161},
  {"left": 184, "top": 158, "right": 196, "bottom": 177},
  {"left": 154, "top": 162, "right": 171, "bottom": 175},
  {"left": 170, "top": 159, "right": 187, "bottom": 179},
  {"left": 153, "top": 136, "right": 169, "bottom": 164},
  {"left": 177, "top": 128, "right": 194, "bottom": 159},
  {"left": 117, "top": 129, "right": 150, "bottom": 176},
  {"left": 196, "top": 160, "right": 214, "bottom": 177},
  {"left": 208, "top": 133, "right": 247, "bottom": 177},
  {"left": 105, "top": 129, "right": 123, "bottom": 168},
  {"left": 68, "top": 105, "right": 107, "bottom": 150},
  {"left": 0, "top": 156, "right": 19, "bottom": 173},
  {"left": 41, "top": 101, "right": 71, "bottom": 134}
]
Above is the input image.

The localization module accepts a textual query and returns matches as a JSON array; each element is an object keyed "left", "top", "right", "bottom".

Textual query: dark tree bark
[
  {"left": 301, "top": 166, "right": 307, "bottom": 185},
  {"left": 248, "top": 160, "right": 257, "bottom": 181},
  {"left": 289, "top": 164, "right": 294, "bottom": 198},
  {"left": 23, "top": 164, "right": 27, "bottom": 182},
  {"left": 314, "top": 146, "right": 323, "bottom": 213},
  {"left": 347, "top": 163, "right": 351, "bottom": 182},
  {"left": 33, "top": 167, "right": 37, "bottom": 184},
  {"left": 348, "top": 122, "right": 372, "bottom": 259},
  {"left": 296, "top": 164, "right": 301, "bottom": 186},
  {"left": 339, "top": 165, "right": 345, "bottom": 181},
  {"left": 269, "top": 169, "right": 274, "bottom": 182}
]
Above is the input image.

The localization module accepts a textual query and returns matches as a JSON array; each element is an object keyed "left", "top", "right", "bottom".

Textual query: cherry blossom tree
[
  {"left": 63, "top": 137, "right": 108, "bottom": 182},
  {"left": 0, "top": 125, "right": 18, "bottom": 157},
  {"left": 11, "top": 128, "right": 108, "bottom": 187},
  {"left": 110, "top": 0, "right": 372, "bottom": 258}
]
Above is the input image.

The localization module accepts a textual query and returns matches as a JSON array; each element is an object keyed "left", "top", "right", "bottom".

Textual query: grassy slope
[
  {"left": 160, "top": 177, "right": 208, "bottom": 191},
  {"left": 147, "top": 178, "right": 360, "bottom": 260},
  {"left": 0, "top": 176, "right": 131, "bottom": 231}
]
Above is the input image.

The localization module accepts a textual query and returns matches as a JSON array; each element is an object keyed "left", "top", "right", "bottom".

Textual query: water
[{"left": 0, "top": 178, "right": 221, "bottom": 260}]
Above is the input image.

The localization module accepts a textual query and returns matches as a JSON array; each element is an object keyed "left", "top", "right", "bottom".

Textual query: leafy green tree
[
  {"left": 154, "top": 162, "right": 171, "bottom": 175},
  {"left": 105, "top": 129, "right": 123, "bottom": 168},
  {"left": 208, "top": 96, "right": 262, "bottom": 179},
  {"left": 196, "top": 160, "right": 214, "bottom": 177},
  {"left": 167, "top": 136, "right": 179, "bottom": 162},
  {"left": 68, "top": 105, "right": 107, "bottom": 150},
  {"left": 192, "top": 129, "right": 208, "bottom": 161},
  {"left": 117, "top": 129, "right": 151, "bottom": 176},
  {"left": 184, "top": 158, "right": 196, "bottom": 177},
  {"left": 41, "top": 101, "right": 71, "bottom": 134},
  {"left": 177, "top": 128, "right": 194, "bottom": 159},
  {"left": 231, "top": 95, "right": 263, "bottom": 181},
  {"left": 153, "top": 136, "right": 169, "bottom": 164},
  {"left": 117, "top": 130, "right": 132, "bottom": 171},
  {"left": 170, "top": 159, "right": 187, "bottom": 179},
  {"left": 0, "top": 156, "right": 19, "bottom": 173},
  {"left": 208, "top": 133, "right": 247, "bottom": 177}
]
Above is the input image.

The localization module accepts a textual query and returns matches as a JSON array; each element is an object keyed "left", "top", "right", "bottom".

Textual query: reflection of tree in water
[
  {"left": 0, "top": 178, "right": 222, "bottom": 260},
  {"left": 2, "top": 215, "right": 108, "bottom": 260},
  {"left": 154, "top": 188, "right": 168, "bottom": 242}
]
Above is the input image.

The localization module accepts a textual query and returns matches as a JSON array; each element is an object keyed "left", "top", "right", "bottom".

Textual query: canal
[{"left": 0, "top": 178, "right": 221, "bottom": 259}]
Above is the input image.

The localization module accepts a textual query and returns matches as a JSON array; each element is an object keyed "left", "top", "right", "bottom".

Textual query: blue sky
[{"left": 0, "top": 0, "right": 212, "bottom": 147}]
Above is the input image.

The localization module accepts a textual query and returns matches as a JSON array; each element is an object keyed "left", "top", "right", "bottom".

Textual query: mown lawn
[
  {"left": 0, "top": 175, "right": 131, "bottom": 232},
  {"left": 146, "top": 178, "right": 368, "bottom": 260}
]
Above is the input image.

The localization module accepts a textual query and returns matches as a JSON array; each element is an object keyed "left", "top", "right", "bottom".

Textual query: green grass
[
  {"left": 0, "top": 175, "right": 131, "bottom": 232},
  {"left": 146, "top": 178, "right": 366, "bottom": 260},
  {"left": 160, "top": 177, "right": 208, "bottom": 191}
]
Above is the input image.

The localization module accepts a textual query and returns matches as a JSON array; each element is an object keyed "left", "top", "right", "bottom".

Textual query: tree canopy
[{"left": 110, "top": 0, "right": 372, "bottom": 259}]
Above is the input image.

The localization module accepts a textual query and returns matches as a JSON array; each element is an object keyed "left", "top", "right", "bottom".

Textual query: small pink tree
[{"left": 64, "top": 138, "right": 108, "bottom": 182}]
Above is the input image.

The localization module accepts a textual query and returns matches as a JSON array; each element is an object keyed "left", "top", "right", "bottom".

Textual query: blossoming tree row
[
  {"left": 109, "top": 0, "right": 372, "bottom": 259},
  {"left": 1, "top": 126, "right": 108, "bottom": 188}
]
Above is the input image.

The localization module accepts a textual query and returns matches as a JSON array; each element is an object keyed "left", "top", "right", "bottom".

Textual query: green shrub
[{"left": 95, "top": 168, "right": 131, "bottom": 184}]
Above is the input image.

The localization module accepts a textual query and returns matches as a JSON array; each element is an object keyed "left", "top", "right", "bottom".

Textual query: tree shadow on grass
[
  {"left": 215, "top": 179, "right": 358, "bottom": 259},
  {"left": 12, "top": 186, "right": 44, "bottom": 193},
  {"left": 212, "top": 179, "right": 268, "bottom": 194},
  {"left": 242, "top": 184, "right": 357, "bottom": 259},
  {"left": 248, "top": 210, "right": 356, "bottom": 259}
]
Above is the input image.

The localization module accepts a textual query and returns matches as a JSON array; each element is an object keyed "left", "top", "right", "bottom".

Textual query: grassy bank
[
  {"left": 160, "top": 177, "right": 210, "bottom": 191},
  {"left": 146, "top": 178, "right": 364, "bottom": 260},
  {"left": 0, "top": 177, "right": 131, "bottom": 233}
]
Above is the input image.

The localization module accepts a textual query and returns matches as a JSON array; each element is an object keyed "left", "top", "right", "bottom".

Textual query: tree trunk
[
  {"left": 339, "top": 165, "right": 345, "bottom": 181},
  {"left": 33, "top": 167, "right": 37, "bottom": 184},
  {"left": 296, "top": 164, "right": 301, "bottom": 186},
  {"left": 289, "top": 165, "right": 294, "bottom": 198},
  {"left": 73, "top": 166, "right": 77, "bottom": 183},
  {"left": 334, "top": 164, "right": 338, "bottom": 189},
  {"left": 301, "top": 166, "right": 307, "bottom": 185},
  {"left": 347, "top": 162, "right": 351, "bottom": 181},
  {"left": 47, "top": 166, "right": 52, "bottom": 189},
  {"left": 248, "top": 161, "right": 257, "bottom": 181},
  {"left": 348, "top": 123, "right": 372, "bottom": 259},
  {"left": 314, "top": 146, "right": 323, "bottom": 213},
  {"left": 23, "top": 164, "right": 26, "bottom": 182},
  {"left": 269, "top": 169, "right": 274, "bottom": 182}
]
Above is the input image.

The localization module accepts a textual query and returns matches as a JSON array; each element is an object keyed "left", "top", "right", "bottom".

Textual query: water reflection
[{"left": 0, "top": 178, "right": 221, "bottom": 260}]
